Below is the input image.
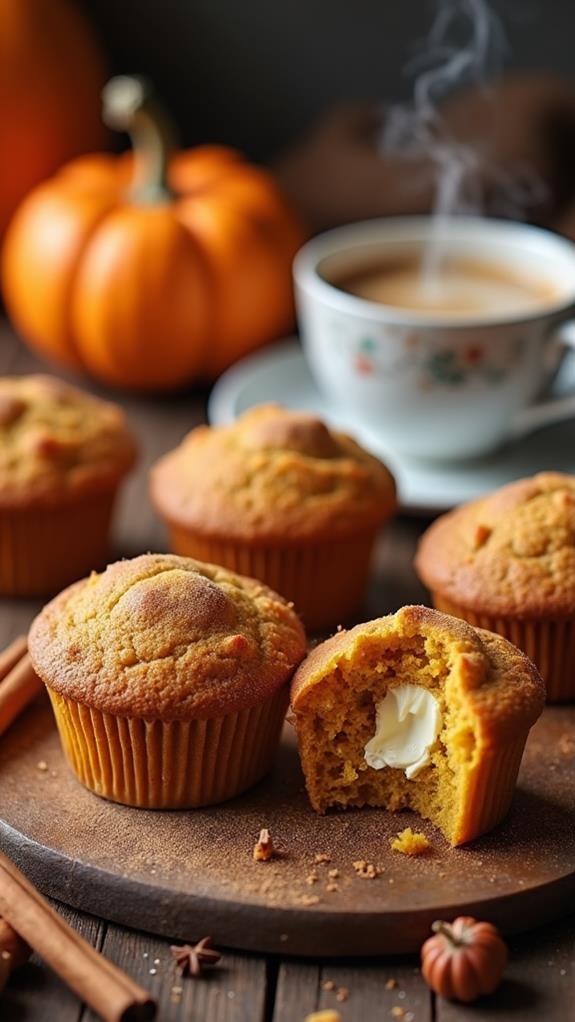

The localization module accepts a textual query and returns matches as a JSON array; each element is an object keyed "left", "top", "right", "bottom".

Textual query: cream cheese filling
[{"left": 364, "top": 683, "right": 442, "bottom": 779}]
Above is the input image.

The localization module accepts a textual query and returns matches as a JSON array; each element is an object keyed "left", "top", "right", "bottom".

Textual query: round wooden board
[{"left": 1, "top": 696, "right": 574, "bottom": 957}]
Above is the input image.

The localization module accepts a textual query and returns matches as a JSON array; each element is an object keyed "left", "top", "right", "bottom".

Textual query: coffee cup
[{"left": 293, "top": 216, "right": 575, "bottom": 460}]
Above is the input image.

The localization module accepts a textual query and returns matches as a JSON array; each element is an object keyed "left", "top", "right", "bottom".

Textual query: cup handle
[{"left": 510, "top": 319, "right": 575, "bottom": 440}]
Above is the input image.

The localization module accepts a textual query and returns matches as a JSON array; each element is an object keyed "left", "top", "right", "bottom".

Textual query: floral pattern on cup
[{"left": 351, "top": 333, "right": 526, "bottom": 388}]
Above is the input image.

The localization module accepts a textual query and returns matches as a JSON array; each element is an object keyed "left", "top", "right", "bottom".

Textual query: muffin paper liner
[
  {"left": 433, "top": 594, "right": 575, "bottom": 703},
  {"left": 47, "top": 685, "right": 289, "bottom": 809},
  {"left": 165, "top": 526, "right": 381, "bottom": 632},
  {"left": 455, "top": 733, "right": 528, "bottom": 845},
  {"left": 0, "top": 492, "right": 116, "bottom": 597}
]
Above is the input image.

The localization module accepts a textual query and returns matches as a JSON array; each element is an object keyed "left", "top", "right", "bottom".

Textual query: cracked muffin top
[
  {"left": 150, "top": 403, "right": 396, "bottom": 542},
  {"left": 28, "top": 553, "right": 307, "bottom": 720},
  {"left": 415, "top": 473, "right": 575, "bottom": 618},
  {"left": 0, "top": 375, "right": 136, "bottom": 506}
]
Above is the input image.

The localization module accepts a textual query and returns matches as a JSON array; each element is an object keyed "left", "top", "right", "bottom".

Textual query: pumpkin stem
[
  {"left": 432, "top": 920, "right": 465, "bottom": 948},
  {"left": 101, "top": 75, "right": 174, "bottom": 203}
]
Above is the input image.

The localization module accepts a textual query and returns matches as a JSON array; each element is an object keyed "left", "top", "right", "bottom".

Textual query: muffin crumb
[
  {"left": 559, "top": 733, "right": 575, "bottom": 756},
  {"left": 253, "top": 828, "right": 275, "bottom": 862},
  {"left": 314, "top": 853, "right": 331, "bottom": 865},
  {"left": 391, "top": 828, "right": 432, "bottom": 856},
  {"left": 299, "top": 894, "right": 320, "bottom": 907},
  {"left": 353, "top": 860, "right": 381, "bottom": 878}
]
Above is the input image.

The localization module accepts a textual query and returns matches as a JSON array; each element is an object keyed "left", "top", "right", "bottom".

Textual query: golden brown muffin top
[
  {"left": 150, "top": 404, "right": 396, "bottom": 542},
  {"left": 291, "top": 605, "right": 544, "bottom": 744},
  {"left": 415, "top": 473, "right": 575, "bottom": 618},
  {"left": 0, "top": 375, "right": 136, "bottom": 506},
  {"left": 29, "top": 553, "right": 307, "bottom": 720}
]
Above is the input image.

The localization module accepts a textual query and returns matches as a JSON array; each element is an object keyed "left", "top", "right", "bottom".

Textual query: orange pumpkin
[
  {"left": 421, "top": 917, "right": 508, "bottom": 1002},
  {"left": 0, "top": 0, "right": 107, "bottom": 240},
  {"left": 2, "top": 76, "right": 305, "bottom": 391}
]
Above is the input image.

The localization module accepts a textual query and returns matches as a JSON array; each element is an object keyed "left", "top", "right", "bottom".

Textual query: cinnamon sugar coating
[
  {"left": 416, "top": 473, "right": 575, "bottom": 618},
  {"left": 150, "top": 404, "right": 396, "bottom": 543},
  {"left": 0, "top": 375, "right": 136, "bottom": 506},
  {"left": 29, "top": 553, "right": 307, "bottom": 720}
]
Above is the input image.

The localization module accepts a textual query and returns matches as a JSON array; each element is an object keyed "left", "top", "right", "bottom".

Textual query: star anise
[{"left": 170, "top": 936, "right": 221, "bottom": 977}]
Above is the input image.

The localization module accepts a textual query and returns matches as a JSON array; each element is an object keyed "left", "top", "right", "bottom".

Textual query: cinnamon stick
[
  {"left": 0, "top": 851, "right": 156, "bottom": 1021},
  {"left": 0, "top": 635, "right": 27, "bottom": 678},
  {"left": 0, "top": 642, "right": 44, "bottom": 736}
]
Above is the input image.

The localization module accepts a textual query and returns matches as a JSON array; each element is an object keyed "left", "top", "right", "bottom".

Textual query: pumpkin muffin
[
  {"left": 150, "top": 403, "right": 397, "bottom": 631},
  {"left": 415, "top": 472, "right": 575, "bottom": 702},
  {"left": 28, "top": 553, "right": 306, "bottom": 809},
  {"left": 0, "top": 375, "right": 136, "bottom": 596},
  {"left": 290, "top": 606, "right": 544, "bottom": 846}
]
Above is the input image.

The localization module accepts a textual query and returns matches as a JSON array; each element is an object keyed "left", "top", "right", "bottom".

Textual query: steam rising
[{"left": 381, "top": 0, "right": 546, "bottom": 288}]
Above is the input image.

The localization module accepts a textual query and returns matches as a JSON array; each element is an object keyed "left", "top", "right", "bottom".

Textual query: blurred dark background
[{"left": 81, "top": 0, "right": 575, "bottom": 162}]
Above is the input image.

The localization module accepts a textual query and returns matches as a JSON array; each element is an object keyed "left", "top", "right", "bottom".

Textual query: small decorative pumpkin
[
  {"left": 421, "top": 917, "right": 508, "bottom": 1002},
  {"left": 2, "top": 76, "right": 304, "bottom": 391},
  {"left": 0, "top": 0, "right": 107, "bottom": 239}
]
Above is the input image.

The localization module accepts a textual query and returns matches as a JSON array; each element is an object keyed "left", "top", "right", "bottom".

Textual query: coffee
[{"left": 333, "top": 256, "right": 557, "bottom": 316}]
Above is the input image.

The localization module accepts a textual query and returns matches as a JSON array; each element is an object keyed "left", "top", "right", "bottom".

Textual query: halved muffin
[{"left": 290, "top": 606, "right": 544, "bottom": 845}]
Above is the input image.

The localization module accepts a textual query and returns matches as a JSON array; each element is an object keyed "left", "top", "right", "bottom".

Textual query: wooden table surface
[{"left": 0, "top": 322, "right": 574, "bottom": 1021}]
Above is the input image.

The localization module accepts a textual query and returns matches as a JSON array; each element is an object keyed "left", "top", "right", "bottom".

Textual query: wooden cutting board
[{"left": 0, "top": 696, "right": 574, "bottom": 957}]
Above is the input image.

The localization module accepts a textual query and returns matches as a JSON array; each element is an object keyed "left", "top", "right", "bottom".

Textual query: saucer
[{"left": 208, "top": 339, "right": 575, "bottom": 514}]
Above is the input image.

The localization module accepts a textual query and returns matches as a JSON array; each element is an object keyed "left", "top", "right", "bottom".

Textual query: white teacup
[{"left": 294, "top": 217, "right": 575, "bottom": 460}]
